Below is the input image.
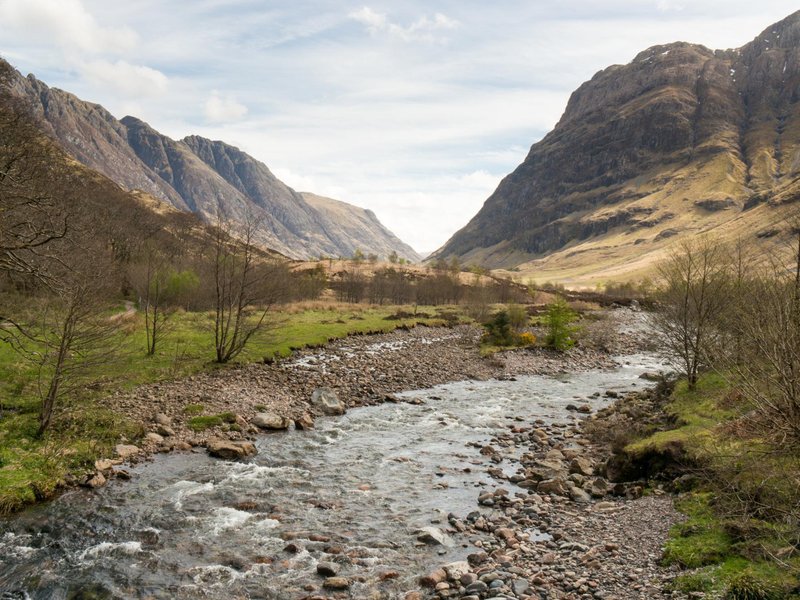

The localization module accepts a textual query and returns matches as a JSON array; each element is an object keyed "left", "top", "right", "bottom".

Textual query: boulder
[
  {"left": 81, "top": 472, "right": 106, "bottom": 488},
  {"left": 154, "top": 413, "right": 171, "bottom": 426},
  {"left": 442, "top": 561, "right": 470, "bottom": 581},
  {"left": 569, "top": 457, "right": 594, "bottom": 477},
  {"left": 416, "top": 527, "right": 451, "bottom": 546},
  {"left": 311, "top": 388, "right": 346, "bottom": 415},
  {"left": 537, "top": 478, "right": 568, "bottom": 496},
  {"left": 156, "top": 425, "right": 175, "bottom": 437},
  {"left": 316, "top": 562, "right": 338, "bottom": 577},
  {"left": 295, "top": 412, "right": 315, "bottom": 430},
  {"left": 114, "top": 444, "right": 140, "bottom": 459},
  {"left": 145, "top": 432, "right": 165, "bottom": 445},
  {"left": 94, "top": 459, "right": 115, "bottom": 472},
  {"left": 322, "top": 577, "right": 350, "bottom": 590},
  {"left": 252, "top": 413, "right": 292, "bottom": 430},
  {"left": 207, "top": 440, "right": 257, "bottom": 460}
]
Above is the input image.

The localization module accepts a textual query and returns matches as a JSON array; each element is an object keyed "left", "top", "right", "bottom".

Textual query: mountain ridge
[
  {"left": 3, "top": 62, "right": 420, "bottom": 262},
  {"left": 431, "top": 11, "right": 800, "bottom": 284}
]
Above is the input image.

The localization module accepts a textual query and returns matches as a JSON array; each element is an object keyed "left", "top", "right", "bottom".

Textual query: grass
[
  {"left": 666, "top": 492, "right": 800, "bottom": 598},
  {"left": 0, "top": 302, "right": 461, "bottom": 514},
  {"left": 625, "top": 373, "right": 741, "bottom": 459},
  {"left": 625, "top": 373, "right": 800, "bottom": 598}
]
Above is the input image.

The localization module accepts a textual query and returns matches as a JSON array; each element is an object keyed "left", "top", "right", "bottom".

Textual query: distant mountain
[
  {"left": 3, "top": 60, "right": 418, "bottom": 262},
  {"left": 300, "top": 192, "right": 420, "bottom": 261},
  {"left": 432, "top": 11, "right": 800, "bottom": 284}
]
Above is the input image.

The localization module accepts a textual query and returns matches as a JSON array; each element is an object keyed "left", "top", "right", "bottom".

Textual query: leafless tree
[
  {"left": 0, "top": 62, "right": 66, "bottom": 281},
  {"left": 130, "top": 245, "right": 199, "bottom": 355},
  {"left": 653, "top": 237, "right": 731, "bottom": 390},
  {"left": 210, "top": 212, "right": 287, "bottom": 363},
  {"left": 724, "top": 221, "right": 800, "bottom": 442}
]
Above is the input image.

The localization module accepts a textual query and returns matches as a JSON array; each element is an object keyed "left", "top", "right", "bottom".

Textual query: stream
[{"left": 0, "top": 352, "right": 666, "bottom": 599}]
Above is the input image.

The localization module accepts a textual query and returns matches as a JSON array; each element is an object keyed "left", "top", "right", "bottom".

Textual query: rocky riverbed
[
  {"left": 34, "top": 307, "right": 688, "bottom": 599},
  {"left": 103, "top": 309, "right": 654, "bottom": 463}
]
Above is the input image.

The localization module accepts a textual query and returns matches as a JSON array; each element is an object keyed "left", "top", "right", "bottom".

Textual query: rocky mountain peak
[{"left": 432, "top": 11, "right": 800, "bottom": 284}]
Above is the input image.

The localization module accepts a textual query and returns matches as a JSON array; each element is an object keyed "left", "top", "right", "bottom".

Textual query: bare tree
[
  {"left": 724, "top": 221, "right": 800, "bottom": 442},
  {"left": 653, "top": 237, "right": 731, "bottom": 390},
  {"left": 4, "top": 243, "right": 118, "bottom": 436},
  {"left": 0, "top": 63, "right": 66, "bottom": 281},
  {"left": 210, "top": 212, "right": 286, "bottom": 363},
  {"left": 130, "top": 246, "right": 199, "bottom": 355}
]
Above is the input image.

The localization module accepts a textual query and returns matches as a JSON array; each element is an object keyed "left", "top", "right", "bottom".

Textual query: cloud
[
  {"left": 0, "top": 0, "right": 137, "bottom": 55},
  {"left": 81, "top": 60, "right": 168, "bottom": 97},
  {"left": 349, "top": 6, "right": 459, "bottom": 43},
  {"left": 204, "top": 91, "right": 248, "bottom": 123}
]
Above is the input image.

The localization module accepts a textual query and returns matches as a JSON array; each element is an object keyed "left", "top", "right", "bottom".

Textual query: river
[{"left": 0, "top": 352, "right": 665, "bottom": 599}]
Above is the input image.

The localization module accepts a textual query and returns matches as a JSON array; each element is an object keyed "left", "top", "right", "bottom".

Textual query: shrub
[
  {"left": 519, "top": 332, "right": 536, "bottom": 346},
  {"left": 543, "top": 298, "right": 578, "bottom": 351},
  {"left": 725, "top": 573, "right": 776, "bottom": 600},
  {"left": 483, "top": 310, "right": 515, "bottom": 346}
]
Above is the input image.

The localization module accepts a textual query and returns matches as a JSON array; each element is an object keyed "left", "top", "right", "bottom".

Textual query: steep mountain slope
[
  {"left": 3, "top": 61, "right": 417, "bottom": 261},
  {"left": 433, "top": 11, "right": 800, "bottom": 284},
  {"left": 300, "top": 193, "right": 421, "bottom": 261}
]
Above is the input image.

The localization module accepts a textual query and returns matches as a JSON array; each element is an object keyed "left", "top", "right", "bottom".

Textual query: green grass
[
  {"left": 625, "top": 373, "right": 740, "bottom": 458},
  {"left": 187, "top": 412, "right": 237, "bottom": 432},
  {"left": 0, "top": 302, "right": 461, "bottom": 514},
  {"left": 629, "top": 374, "right": 800, "bottom": 598},
  {"left": 666, "top": 494, "right": 800, "bottom": 598}
]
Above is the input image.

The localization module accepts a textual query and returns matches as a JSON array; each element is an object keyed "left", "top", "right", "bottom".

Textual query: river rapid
[{"left": 0, "top": 353, "right": 666, "bottom": 600}]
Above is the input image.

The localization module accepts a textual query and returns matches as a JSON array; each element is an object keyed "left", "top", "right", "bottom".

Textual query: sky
[{"left": 1, "top": 1, "right": 798, "bottom": 253}]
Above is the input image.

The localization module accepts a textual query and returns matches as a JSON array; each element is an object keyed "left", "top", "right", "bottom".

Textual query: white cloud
[
  {"left": 81, "top": 60, "right": 168, "bottom": 97},
  {"left": 349, "top": 6, "right": 386, "bottom": 34},
  {"left": 0, "top": 0, "right": 137, "bottom": 55},
  {"left": 204, "top": 91, "right": 248, "bottom": 123},
  {"left": 349, "top": 6, "right": 459, "bottom": 43}
]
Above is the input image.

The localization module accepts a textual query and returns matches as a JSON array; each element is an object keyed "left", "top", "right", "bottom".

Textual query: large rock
[
  {"left": 311, "top": 388, "right": 346, "bottom": 416},
  {"left": 252, "top": 413, "right": 292, "bottom": 430},
  {"left": 569, "top": 456, "right": 594, "bottom": 477},
  {"left": 537, "top": 478, "right": 568, "bottom": 496},
  {"left": 114, "top": 444, "right": 140, "bottom": 459},
  {"left": 416, "top": 527, "right": 451, "bottom": 546},
  {"left": 295, "top": 412, "right": 315, "bottom": 430},
  {"left": 207, "top": 440, "right": 257, "bottom": 460}
]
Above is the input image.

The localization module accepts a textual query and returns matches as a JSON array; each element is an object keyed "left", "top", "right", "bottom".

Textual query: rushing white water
[{"left": 0, "top": 353, "right": 666, "bottom": 599}]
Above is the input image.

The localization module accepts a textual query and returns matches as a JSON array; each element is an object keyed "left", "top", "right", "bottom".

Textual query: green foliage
[
  {"left": 725, "top": 573, "right": 778, "bottom": 600},
  {"left": 483, "top": 310, "right": 515, "bottom": 346},
  {"left": 187, "top": 412, "right": 237, "bottom": 431},
  {"left": 663, "top": 494, "right": 733, "bottom": 569},
  {"left": 543, "top": 298, "right": 578, "bottom": 351},
  {"left": 183, "top": 404, "right": 204, "bottom": 415},
  {"left": 506, "top": 304, "right": 529, "bottom": 331}
]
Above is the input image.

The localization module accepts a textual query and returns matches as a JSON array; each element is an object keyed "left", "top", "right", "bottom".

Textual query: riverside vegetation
[{"left": 598, "top": 233, "right": 800, "bottom": 599}]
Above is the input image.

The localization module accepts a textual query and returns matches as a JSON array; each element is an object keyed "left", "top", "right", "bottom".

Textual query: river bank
[
  {"left": 99, "top": 309, "right": 652, "bottom": 467},
  {"left": 0, "top": 307, "right": 688, "bottom": 599}
]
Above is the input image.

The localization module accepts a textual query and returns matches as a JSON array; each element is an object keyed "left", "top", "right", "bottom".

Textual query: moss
[
  {"left": 187, "top": 415, "right": 224, "bottom": 431},
  {"left": 664, "top": 493, "right": 733, "bottom": 568},
  {"left": 183, "top": 403, "right": 204, "bottom": 415}
]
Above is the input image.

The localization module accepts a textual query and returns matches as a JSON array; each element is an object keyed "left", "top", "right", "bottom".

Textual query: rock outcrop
[
  {"left": 3, "top": 63, "right": 419, "bottom": 262},
  {"left": 432, "top": 11, "right": 800, "bottom": 282}
]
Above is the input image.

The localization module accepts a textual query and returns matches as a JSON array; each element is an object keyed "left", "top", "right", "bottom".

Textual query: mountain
[
  {"left": 300, "top": 192, "right": 420, "bottom": 261},
  {"left": 3, "top": 60, "right": 418, "bottom": 262},
  {"left": 432, "top": 11, "right": 800, "bottom": 285}
]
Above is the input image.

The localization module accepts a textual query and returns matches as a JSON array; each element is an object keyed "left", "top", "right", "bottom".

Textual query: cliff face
[
  {"left": 433, "top": 11, "right": 800, "bottom": 280},
  {"left": 4, "top": 65, "right": 418, "bottom": 261}
]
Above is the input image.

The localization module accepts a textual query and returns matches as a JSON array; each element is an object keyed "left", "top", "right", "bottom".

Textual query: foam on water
[{"left": 79, "top": 541, "right": 142, "bottom": 560}]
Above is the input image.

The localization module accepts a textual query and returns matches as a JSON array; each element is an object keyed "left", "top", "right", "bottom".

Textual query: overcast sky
[{"left": 1, "top": 1, "right": 798, "bottom": 253}]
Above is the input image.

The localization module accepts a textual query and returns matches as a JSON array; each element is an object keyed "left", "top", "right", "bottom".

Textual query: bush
[
  {"left": 725, "top": 573, "right": 777, "bottom": 600},
  {"left": 543, "top": 298, "right": 578, "bottom": 351},
  {"left": 483, "top": 310, "right": 515, "bottom": 346}
]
